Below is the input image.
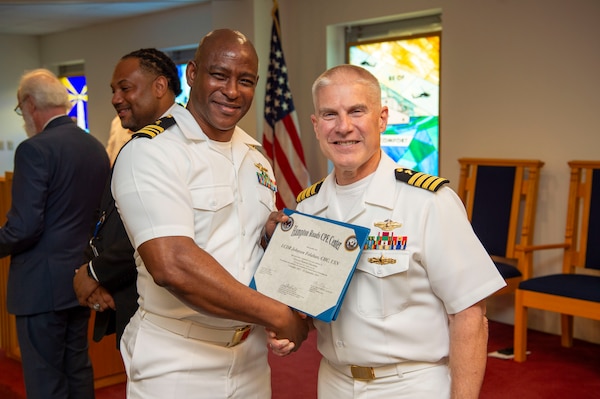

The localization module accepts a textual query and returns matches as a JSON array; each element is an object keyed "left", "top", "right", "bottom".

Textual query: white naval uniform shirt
[
  {"left": 297, "top": 152, "right": 506, "bottom": 366},
  {"left": 112, "top": 103, "right": 276, "bottom": 328}
]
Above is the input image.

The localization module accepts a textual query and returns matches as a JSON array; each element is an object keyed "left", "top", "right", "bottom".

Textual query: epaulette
[
  {"left": 296, "top": 179, "right": 325, "bottom": 203},
  {"left": 395, "top": 168, "right": 449, "bottom": 192},
  {"left": 132, "top": 115, "right": 176, "bottom": 139}
]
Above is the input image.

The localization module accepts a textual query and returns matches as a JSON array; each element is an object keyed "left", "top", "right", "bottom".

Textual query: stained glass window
[
  {"left": 175, "top": 63, "right": 190, "bottom": 106},
  {"left": 60, "top": 75, "right": 88, "bottom": 132},
  {"left": 348, "top": 32, "right": 440, "bottom": 176}
]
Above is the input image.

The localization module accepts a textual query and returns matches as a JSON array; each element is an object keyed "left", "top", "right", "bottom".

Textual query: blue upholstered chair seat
[
  {"left": 495, "top": 261, "right": 522, "bottom": 279},
  {"left": 458, "top": 159, "right": 544, "bottom": 297},
  {"left": 518, "top": 274, "right": 600, "bottom": 302}
]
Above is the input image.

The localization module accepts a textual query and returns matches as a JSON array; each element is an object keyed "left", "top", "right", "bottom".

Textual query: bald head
[
  {"left": 194, "top": 29, "right": 258, "bottom": 67},
  {"left": 185, "top": 29, "right": 259, "bottom": 141}
]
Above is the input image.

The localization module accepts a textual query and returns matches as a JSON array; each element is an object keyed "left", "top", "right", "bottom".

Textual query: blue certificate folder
[{"left": 250, "top": 208, "right": 370, "bottom": 322}]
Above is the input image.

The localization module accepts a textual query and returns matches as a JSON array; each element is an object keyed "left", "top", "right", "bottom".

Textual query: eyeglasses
[
  {"left": 13, "top": 96, "right": 29, "bottom": 116},
  {"left": 14, "top": 102, "right": 23, "bottom": 116}
]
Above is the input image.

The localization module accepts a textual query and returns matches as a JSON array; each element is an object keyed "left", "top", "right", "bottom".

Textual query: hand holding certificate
[{"left": 250, "top": 209, "right": 369, "bottom": 322}]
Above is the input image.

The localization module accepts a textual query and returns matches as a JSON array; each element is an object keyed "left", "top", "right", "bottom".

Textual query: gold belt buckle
[
  {"left": 350, "top": 365, "right": 376, "bottom": 381},
  {"left": 228, "top": 325, "right": 252, "bottom": 347}
]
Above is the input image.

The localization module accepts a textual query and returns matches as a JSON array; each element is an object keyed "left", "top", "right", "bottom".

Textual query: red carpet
[
  {"left": 0, "top": 385, "right": 21, "bottom": 399},
  {"left": 2, "top": 321, "right": 599, "bottom": 398},
  {"left": 482, "top": 322, "right": 600, "bottom": 398},
  {"left": 269, "top": 329, "right": 320, "bottom": 398}
]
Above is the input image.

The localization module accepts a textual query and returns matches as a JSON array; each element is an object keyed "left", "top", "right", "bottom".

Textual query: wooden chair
[
  {"left": 513, "top": 160, "right": 600, "bottom": 362},
  {"left": 457, "top": 158, "right": 544, "bottom": 295}
]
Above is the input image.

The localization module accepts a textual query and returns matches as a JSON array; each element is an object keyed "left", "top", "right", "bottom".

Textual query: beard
[{"left": 23, "top": 112, "right": 37, "bottom": 137}]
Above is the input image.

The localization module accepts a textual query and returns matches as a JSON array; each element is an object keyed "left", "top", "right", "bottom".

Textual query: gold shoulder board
[
  {"left": 132, "top": 115, "right": 176, "bottom": 139},
  {"left": 395, "top": 168, "right": 449, "bottom": 192},
  {"left": 296, "top": 178, "right": 325, "bottom": 203}
]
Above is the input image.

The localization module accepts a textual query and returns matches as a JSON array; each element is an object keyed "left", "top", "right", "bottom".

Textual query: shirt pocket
[
  {"left": 189, "top": 186, "right": 235, "bottom": 244},
  {"left": 354, "top": 249, "right": 410, "bottom": 318},
  {"left": 190, "top": 185, "right": 234, "bottom": 212},
  {"left": 255, "top": 184, "right": 275, "bottom": 212}
]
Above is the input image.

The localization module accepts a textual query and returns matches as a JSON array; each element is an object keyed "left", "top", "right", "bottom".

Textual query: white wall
[
  {"left": 39, "top": 2, "right": 216, "bottom": 150},
  {"left": 0, "top": 34, "right": 40, "bottom": 174},
  {"left": 438, "top": 0, "right": 600, "bottom": 343},
  {"left": 0, "top": 0, "right": 598, "bottom": 343}
]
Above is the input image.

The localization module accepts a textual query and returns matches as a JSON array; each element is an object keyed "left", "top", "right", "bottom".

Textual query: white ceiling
[{"left": 0, "top": 0, "right": 209, "bottom": 35}]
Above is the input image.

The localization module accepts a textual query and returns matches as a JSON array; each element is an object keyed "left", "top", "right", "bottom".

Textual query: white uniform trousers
[
  {"left": 317, "top": 357, "right": 451, "bottom": 399},
  {"left": 120, "top": 310, "right": 271, "bottom": 399}
]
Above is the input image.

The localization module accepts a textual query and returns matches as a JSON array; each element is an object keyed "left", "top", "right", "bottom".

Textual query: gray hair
[
  {"left": 18, "top": 68, "right": 70, "bottom": 111},
  {"left": 311, "top": 64, "right": 381, "bottom": 108}
]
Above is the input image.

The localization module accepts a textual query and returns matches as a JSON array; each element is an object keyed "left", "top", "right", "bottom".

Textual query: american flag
[{"left": 262, "top": 0, "right": 310, "bottom": 210}]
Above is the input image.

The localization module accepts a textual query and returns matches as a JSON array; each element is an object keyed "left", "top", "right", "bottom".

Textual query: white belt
[
  {"left": 328, "top": 359, "right": 447, "bottom": 381},
  {"left": 142, "top": 310, "right": 253, "bottom": 348}
]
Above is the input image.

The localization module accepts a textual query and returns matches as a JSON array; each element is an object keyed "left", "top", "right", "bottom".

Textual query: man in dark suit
[
  {"left": 73, "top": 48, "right": 181, "bottom": 348},
  {"left": 0, "top": 68, "right": 110, "bottom": 399}
]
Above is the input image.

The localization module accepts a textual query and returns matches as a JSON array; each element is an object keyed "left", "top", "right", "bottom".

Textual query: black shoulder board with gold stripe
[
  {"left": 395, "top": 168, "right": 449, "bottom": 192},
  {"left": 296, "top": 178, "right": 325, "bottom": 203},
  {"left": 132, "top": 115, "right": 176, "bottom": 139}
]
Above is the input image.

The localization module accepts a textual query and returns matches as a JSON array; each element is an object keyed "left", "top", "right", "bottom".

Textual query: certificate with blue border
[{"left": 250, "top": 208, "right": 369, "bottom": 322}]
